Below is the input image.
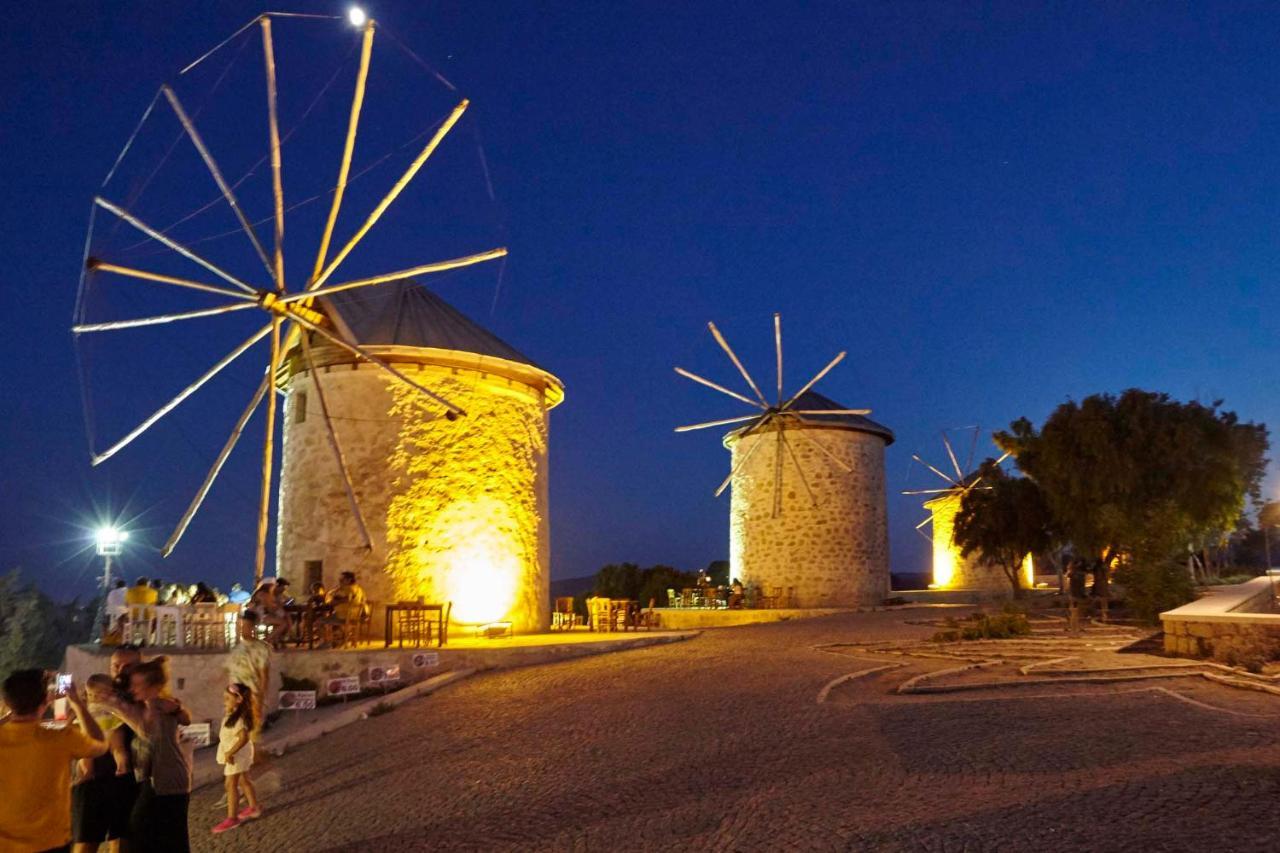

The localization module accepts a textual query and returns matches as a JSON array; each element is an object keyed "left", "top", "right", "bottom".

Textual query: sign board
[
  {"left": 411, "top": 652, "right": 439, "bottom": 669},
  {"left": 179, "top": 722, "right": 212, "bottom": 748},
  {"left": 278, "top": 690, "right": 317, "bottom": 711},
  {"left": 325, "top": 676, "right": 361, "bottom": 697},
  {"left": 366, "top": 664, "right": 402, "bottom": 685}
]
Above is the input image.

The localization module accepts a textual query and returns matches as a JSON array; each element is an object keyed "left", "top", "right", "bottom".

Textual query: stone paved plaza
[{"left": 192, "top": 610, "right": 1280, "bottom": 852}]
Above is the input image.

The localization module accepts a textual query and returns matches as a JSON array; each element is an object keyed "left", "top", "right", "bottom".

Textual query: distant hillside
[{"left": 549, "top": 574, "right": 596, "bottom": 598}]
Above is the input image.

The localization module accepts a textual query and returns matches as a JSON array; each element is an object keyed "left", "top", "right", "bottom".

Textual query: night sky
[{"left": 3, "top": 2, "right": 1278, "bottom": 601}]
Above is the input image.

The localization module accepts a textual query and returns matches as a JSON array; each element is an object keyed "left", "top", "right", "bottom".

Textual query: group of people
[
  {"left": 247, "top": 571, "right": 369, "bottom": 649},
  {"left": 0, "top": 609, "right": 275, "bottom": 851},
  {"left": 103, "top": 570, "right": 372, "bottom": 652},
  {"left": 106, "top": 577, "right": 248, "bottom": 611}
]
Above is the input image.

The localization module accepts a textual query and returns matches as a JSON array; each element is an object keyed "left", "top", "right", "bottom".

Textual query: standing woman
[{"left": 109, "top": 657, "right": 193, "bottom": 853}]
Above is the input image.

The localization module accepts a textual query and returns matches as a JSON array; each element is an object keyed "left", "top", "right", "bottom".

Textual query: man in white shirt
[{"left": 105, "top": 579, "right": 127, "bottom": 610}]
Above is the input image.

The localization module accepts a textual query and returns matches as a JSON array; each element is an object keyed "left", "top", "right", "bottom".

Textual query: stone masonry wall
[
  {"left": 925, "top": 493, "right": 1010, "bottom": 591},
  {"left": 277, "top": 361, "right": 552, "bottom": 633},
  {"left": 728, "top": 424, "right": 889, "bottom": 608}
]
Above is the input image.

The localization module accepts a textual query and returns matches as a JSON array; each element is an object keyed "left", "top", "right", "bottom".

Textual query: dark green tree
[
  {"left": 0, "top": 570, "right": 96, "bottom": 675},
  {"left": 953, "top": 463, "right": 1054, "bottom": 599},
  {"left": 996, "top": 390, "right": 1268, "bottom": 611}
]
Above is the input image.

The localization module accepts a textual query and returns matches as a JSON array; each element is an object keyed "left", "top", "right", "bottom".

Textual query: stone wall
[
  {"left": 1161, "top": 576, "right": 1280, "bottom": 658},
  {"left": 63, "top": 645, "right": 282, "bottom": 736},
  {"left": 924, "top": 493, "right": 1016, "bottom": 591},
  {"left": 277, "top": 358, "right": 554, "bottom": 633},
  {"left": 727, "top": 423, "right": 889, "bottom": 608}
]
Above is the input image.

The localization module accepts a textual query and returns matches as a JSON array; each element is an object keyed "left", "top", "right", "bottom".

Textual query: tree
[
  {"left": 952, "top": 463, "right": 1054, "bottom": 599},
  {"left": 0, "top": 569, "right": 97, "bottom": 675},
  {"left": 997, "top": 390, "right": 1269, "bottom": 610}
]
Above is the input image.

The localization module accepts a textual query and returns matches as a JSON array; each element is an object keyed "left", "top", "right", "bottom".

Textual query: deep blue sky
[{"left": 3, "top": 1, "right": 1278, "bottom": 601}]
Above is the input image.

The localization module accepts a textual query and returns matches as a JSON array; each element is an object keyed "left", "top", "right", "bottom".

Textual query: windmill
[
  {"left": 673, "top": 313, "right": 873, "bottom": 517},
  {"left": 72, "top": 10, "right": 506, "bottom": 586},
  {"left": 902, "top": 427, "right": 1014, "bottom": 589}
]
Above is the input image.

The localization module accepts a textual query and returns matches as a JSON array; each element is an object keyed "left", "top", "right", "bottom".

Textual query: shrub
[
  {"left": 931, "top": 611, "right": 1031, "bottom": 642},
  {"left": 1115, "top": 557, "right": 1193, "bottom": 624},
  {"left": 279, "top": 674, "right": 319, "bottom": 692}
]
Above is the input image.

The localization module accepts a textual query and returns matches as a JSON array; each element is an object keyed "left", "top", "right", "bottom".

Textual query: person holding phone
[{"left": 0, "top": 669, "right": 108, "bottom": 853}]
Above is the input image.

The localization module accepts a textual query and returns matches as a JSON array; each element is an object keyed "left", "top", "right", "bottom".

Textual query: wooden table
[{"left": 384, "top": 602, "right": 447, "bottom": 648}]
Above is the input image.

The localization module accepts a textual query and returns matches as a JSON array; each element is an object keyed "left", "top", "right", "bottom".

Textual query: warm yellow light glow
[
  {"left": 383, "top": 374, "right": 551, "bottom": 632},
  {"left": 925, "top": 494, "right": 960, "bottom": 589},
  {"left": 435, "top": 499, "right": 523, "bottom": 624},
  {"left": 925, "top": 493, "right": 1033, "bottom": 592}
]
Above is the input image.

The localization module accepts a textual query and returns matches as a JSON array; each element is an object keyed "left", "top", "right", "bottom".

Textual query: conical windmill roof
[
  {"left": 324, "top": 280, "right": 544, "bottom": 369},
  {"left": 312, "top": 280, "right": 563, "bottom": 406},
  {"left": 788, "top": 391, "right": 894, "bottom": 444},
  {"left": 722, "top": 390, "right": 893, "bottom": 446}
]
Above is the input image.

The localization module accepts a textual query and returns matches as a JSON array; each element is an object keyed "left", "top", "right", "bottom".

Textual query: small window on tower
[
  {"left": 295, "top": 392, "right": 307, "bottom": 423},
  {"left": 304, "top": 560, "right": 322, "bottom": 590}
]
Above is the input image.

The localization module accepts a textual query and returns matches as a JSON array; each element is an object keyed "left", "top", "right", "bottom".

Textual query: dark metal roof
[
  {"left": 784, "top": 390, "right": 895, "bottom": 444},
  {"left": 324, "top": 280, "right": 543, "bottom": 370}
]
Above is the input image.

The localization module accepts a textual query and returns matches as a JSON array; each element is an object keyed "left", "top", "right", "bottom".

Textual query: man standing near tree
[{"left": 224, "top": 610, "right": 271, "bottom": 746}]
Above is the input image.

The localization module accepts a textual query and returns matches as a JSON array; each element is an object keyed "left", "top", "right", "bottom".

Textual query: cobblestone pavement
[{"left": 191, "top": 610, "right": 1280, "bottom": 852}]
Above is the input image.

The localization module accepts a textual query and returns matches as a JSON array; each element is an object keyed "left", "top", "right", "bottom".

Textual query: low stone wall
[
  {"left": 63, "top": 646, "right": 284, "bottom": 736},
  {"left": 1160, "top": 576, "right": 1280, "bottom": 657},
  {"left": 62, "top": 632, "right": 696, "bottom": 734},
  {"left": 653, "top": 608, "right": 845, "bottom": 630}
]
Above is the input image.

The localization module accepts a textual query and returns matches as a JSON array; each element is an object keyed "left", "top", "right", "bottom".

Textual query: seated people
[
  {"left": 327, "top": 572, "right": 368, "bottom": 630},
  {"left": 249, "top": 579, "right": 290, "bottom": 648}
]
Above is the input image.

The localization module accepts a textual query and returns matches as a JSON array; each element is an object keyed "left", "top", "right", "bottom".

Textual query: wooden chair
[
  {"left": 587, "top": 597, "right": 612, "bottom": 632},
  {"left": 612, "top": 600, "right": 634, "bottom": 632},
  {"left": 395, "top": 603, "right": 427, "bottom": 649},
  {"left": 635, "top": 598, "right": 660, "bottom": 631},
  {"left": 551, "top": 597, "right": 579, "bottom": 630},
  {"left": 784, "top": 586, "right": 797, "bottom": 609}
]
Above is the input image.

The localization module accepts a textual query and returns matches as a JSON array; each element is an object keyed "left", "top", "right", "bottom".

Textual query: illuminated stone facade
[
  {"left": 275, "top": 288, "right": 562, "bottom": 634},
  {"left": 725, "top": 411, "right": 892, "bottom": 608},
  {"left": 924, "top": 492, "right": 1034, "bottom": 591}
]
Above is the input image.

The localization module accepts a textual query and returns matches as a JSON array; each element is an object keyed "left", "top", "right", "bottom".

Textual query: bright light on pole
[
  {"left": 93, "top": 525, "right": 129, "bottom": 642},
  {"left": 347, "top": 6, "right": 367, "bottom": 27},
  {"left": 95, "top": 526, "right": 128, "bottom": 556}
]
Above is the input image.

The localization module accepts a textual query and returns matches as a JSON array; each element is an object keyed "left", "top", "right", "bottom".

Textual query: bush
[
  {"left": 1115, "top": 558, "right": 1193, "bottom": 623},
  {"left": 279, "top": 674, "right": 319, "bottom": 692},
  {"left": 931, "top": 611, "right": 1031, "bottom": 642}
]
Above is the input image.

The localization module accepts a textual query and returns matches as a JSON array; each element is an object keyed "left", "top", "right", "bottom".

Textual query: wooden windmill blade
[{"left": 75, "top": 13, "right": 503, "bottom": 580}]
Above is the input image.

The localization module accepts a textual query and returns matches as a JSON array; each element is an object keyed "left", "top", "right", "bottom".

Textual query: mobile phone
[{"left": 56, "top": 673, "right": 72, "bottom": 696}]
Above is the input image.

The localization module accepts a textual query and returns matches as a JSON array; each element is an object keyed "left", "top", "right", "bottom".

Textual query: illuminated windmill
[
  {"left": 674, "top": 313, "right": 873, "bottom": 517},
  {"left": 72, "top": 10, "right": 507, "bottom": 587},
  {"left": 902, "top": 428, "right": 1026, "bottom": 590},
  {"left": 675, "top": 314, "right": 894, "bottom": 608}
]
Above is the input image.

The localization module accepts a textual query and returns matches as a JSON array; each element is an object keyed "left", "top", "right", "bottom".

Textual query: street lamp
[{"left": 94, "top": 526, "right": 129, "bottom": 641}]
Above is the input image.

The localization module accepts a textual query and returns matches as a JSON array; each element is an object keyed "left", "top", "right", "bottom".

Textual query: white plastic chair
[
  {"left": 154, "top": 605, "right": 185, "bottom": 647},
  {"left": 125, "top": 603, "right": 152, "bottom": 646}
]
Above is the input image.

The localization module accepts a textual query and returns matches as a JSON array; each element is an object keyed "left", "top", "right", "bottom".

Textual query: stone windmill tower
[
  {"left": 276, "top": 282, "right": 564, "bottom": 633},
  {"left": 904, "top": 430, "right": 1031, "bottom": 592},
  {"left": 676, "top": 315, "right": 894, "bottom": 608}
]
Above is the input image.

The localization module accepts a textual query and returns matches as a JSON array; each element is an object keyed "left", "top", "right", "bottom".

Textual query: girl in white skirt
[{"left": 212, "top": 683, "right": 261, "bottom": 834}]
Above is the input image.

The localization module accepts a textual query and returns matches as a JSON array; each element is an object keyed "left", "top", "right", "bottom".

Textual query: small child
[
  {"left": 212, "top": 683, "right": 261, "bottom": 834},
  {"left": 83, "top": 674, "right": 130, "bottom": 775}
]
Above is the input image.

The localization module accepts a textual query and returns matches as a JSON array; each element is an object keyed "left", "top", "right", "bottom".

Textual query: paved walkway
[{"left": 191, "top": 610, "right": 1280, "bottom": 852}]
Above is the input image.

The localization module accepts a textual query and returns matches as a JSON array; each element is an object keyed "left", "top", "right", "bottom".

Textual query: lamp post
[{"left": 94, "top": 526, "right": 128, "bottom": 641}]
